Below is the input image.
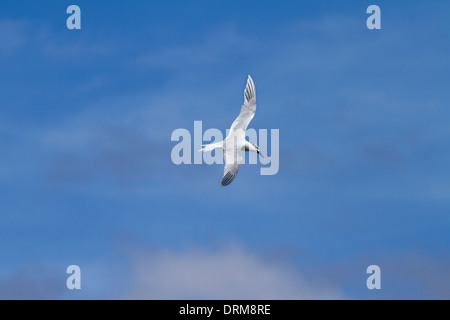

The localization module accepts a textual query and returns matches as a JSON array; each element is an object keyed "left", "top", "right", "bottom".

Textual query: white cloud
[{"left": 123, "top": 245, "right": 344, "bottom": 299}]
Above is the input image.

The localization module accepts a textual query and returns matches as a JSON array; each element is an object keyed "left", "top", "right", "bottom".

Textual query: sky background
[{"left": 0, "top": 0, "right": 449, "bottom": 299}]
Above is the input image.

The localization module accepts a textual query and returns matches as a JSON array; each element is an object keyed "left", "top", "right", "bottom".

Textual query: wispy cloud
[
  {"left": 0, "top": 266, "right": 63, "bottom": 300},
  {"left": 318, "top": 251, "right": 450, "bottom": 300},
  {"left": 123, "top": 244, "right": 344, "bottom": 299},
  {"left": 0, "top": 19, "right": 28, "bottom": 55},
  {"left": 138, "top": 25, "right": 256, "bottom": 72},
  {"left": 46, "top": 125, "right": 170, "bottom": 185},
  {"left": 0, "top": 17, "right": 107, "bottom": 59}
]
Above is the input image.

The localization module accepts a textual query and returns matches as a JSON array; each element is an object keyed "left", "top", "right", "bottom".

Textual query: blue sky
[{"left": 0, "top": 0, "right": 449, "bottom": 299}]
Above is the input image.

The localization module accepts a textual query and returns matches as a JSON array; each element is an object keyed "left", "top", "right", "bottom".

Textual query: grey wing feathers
[
  {"left": 229, "top": 76, "right": 257, "bottom": 133},
  {"left": 221, "top": 163, "right": 240, "bottom": 186},
  {"left": 220, "top": 76, "right": 256, "bottom": 186},
  {"left": 221, "top": 148, "right": 242, "bottom": 186},
  {"left": 244, "top": 75, "right": 256, "bottom": 103}
]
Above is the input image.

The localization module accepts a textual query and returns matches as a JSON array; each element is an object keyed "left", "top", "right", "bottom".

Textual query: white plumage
[{"left": 200, "top": 75, "right": 264, "bottom": 186}]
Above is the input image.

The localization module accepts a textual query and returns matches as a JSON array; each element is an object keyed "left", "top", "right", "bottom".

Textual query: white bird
[{"left": 200, "top": 75, "right": 264, "bottom": 186}]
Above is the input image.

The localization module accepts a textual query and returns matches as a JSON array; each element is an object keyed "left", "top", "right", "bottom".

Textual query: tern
[{"left": 200, "top": 75, "right": 264, "bottom": 186}]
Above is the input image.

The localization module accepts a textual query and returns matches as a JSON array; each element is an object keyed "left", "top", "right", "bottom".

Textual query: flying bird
[{"left": 200, "top": 75, "right": 264, "bottom": 186}]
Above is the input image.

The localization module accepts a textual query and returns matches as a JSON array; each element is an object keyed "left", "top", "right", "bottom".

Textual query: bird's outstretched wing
[
  {"left": 221, "top": 147, "right": 242, "bottom": 186},
  {"left": 229, "top": 75, "right": 256, "bottom": 134}
]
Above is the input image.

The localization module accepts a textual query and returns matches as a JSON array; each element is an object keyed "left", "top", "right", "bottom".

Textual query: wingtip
[
  {"left": 244, "top": 75, "right": 256, "bottom": 103},
  {"left": 220, "top": 171, "right": 237, "bottom": 186}
]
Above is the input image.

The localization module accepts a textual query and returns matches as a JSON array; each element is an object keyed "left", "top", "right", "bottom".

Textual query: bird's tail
[{"left": 199, "top": 141, "right": 224, "bottom": 152}]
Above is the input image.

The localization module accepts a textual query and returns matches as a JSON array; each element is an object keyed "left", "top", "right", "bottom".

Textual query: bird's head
[{"left": 252, "top": 143, "right": 265, "bottom": 159}]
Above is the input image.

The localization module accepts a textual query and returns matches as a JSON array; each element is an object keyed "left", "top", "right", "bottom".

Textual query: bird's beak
[{"left": 257, "top": 150, "right": 265, "bottom": 159}]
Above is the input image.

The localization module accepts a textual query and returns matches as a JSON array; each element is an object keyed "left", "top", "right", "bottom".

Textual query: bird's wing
[
  {"left": 229, "top": 75, "right": 256, "bottom": 134},
  {"left": 221, "top": 147, "right": 242, "bottom": 186}
]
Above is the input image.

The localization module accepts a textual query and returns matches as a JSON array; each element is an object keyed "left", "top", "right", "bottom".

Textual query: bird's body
[{"left": 200, "top": 76, "right": 264, "bottom": 186}]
